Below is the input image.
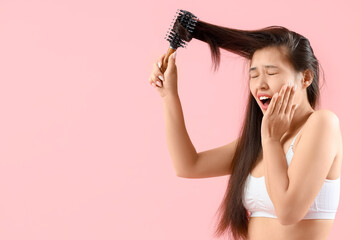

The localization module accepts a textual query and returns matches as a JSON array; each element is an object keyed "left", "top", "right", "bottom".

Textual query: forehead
[{"left": 250, "top": 47, "right": 290, "bottom": 70}]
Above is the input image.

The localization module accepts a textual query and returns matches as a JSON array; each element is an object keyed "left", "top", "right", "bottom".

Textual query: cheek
[
  {"left": 275, "top": 82, "right": 289, "bottom": 92},
  {"left": 250, "top": 88, "right": 257, "bottom": 99}
]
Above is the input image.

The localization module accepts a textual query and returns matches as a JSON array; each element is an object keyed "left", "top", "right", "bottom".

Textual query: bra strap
[{"left": 290, "top": 128, "right": 303, "bottom": 147}]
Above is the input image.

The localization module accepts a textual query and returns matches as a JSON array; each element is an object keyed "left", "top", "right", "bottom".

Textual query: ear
[{"left": 301, "top": 69, "right": 314, "bottom": 88}]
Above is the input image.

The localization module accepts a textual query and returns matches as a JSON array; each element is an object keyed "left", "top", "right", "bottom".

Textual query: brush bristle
[{"left": 164, "top": 9, "right": 199, "bottom": 49}]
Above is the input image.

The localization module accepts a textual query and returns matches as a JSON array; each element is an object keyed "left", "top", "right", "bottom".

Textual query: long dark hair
[{"left": 175, "top": 18, "right": 325, "bottom": 239}]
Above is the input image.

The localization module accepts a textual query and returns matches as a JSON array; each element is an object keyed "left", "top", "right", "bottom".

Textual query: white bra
[{"left": 243, "top": 128, "right": 341, "bottom": 219}]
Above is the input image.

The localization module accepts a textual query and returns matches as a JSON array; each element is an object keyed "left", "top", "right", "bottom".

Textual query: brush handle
[
  {"left": 160, "top": 48, "right": 176, "bottom": 73},
  {"left": 161, "top": 9, "right": 198, "bottom": 74}
]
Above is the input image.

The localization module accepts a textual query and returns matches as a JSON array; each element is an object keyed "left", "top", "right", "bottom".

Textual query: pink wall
[{"left": 0, "top": 0, "right": 359, "bottom": 239}]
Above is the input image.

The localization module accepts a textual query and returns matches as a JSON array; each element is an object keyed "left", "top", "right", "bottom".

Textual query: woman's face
[{"left": 249, "top": 46, "right": 302, "bottom": 114}]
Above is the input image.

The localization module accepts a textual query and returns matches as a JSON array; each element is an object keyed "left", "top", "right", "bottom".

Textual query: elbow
[
  {"left": 175, "top": 170, "right": 192, "bottom": 178},
  {"left": 175, "top": 165, "right": 196, "bottom": 178},
  {"left": 173, "top": 165, "right": 190, "bottom": 178},
  {"left": 277, "top": 210, "right": 302, "bottom": 226},
  {"left": 278, "top": 216, "right": 297, "bottom": 226},
  {"left": 177, "top": 171, "right": 200, "bottom": 179},
  {"left": 276, "top": 204, "right": 302, "bottom": 226},
  {"left": 176, "top": 172, "right": 187, "bottom": 178},
  {"left": 276, "top": 194, "right": 306, "bottom": 225},
  {"left": 175, "top": 170, "right": 186, "bottom": 178}
]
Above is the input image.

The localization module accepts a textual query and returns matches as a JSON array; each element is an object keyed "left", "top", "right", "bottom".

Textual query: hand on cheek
[{"left": 261, "top": 83, "right": 298, "bottom": 142}]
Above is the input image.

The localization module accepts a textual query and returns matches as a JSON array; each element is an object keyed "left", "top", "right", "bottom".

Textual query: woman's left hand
[{"left": 261, "top": 83, "right": 298, "bottom": 143}]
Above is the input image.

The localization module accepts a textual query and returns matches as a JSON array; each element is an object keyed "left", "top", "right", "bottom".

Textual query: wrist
[
  {"left": 262, "top": 137, "right": 281, "bottom": 146},
  {"left": 162, "top": 93, "right": 179, "bottom": 101}
]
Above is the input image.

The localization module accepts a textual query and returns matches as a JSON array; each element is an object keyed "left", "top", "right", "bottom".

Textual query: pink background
[{"left": 0, "top": 0, "right": 359, "bottom": 239}]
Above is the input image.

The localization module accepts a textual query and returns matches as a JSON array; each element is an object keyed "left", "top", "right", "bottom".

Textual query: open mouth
[{"left": 260, "top": 98, "right": 271, "bottom": 108}]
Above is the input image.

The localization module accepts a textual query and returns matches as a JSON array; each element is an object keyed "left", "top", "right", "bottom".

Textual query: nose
[{"left": 256, "top": 74, "right": 269, "bottom": 89}]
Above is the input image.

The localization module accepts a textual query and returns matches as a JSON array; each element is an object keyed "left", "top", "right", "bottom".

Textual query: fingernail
[
  {"left": 158, "top": 75, "right": 164, "bottom": 81},
  {"left": 156, "top": 80, "right": 162, "bottom": 87},
  {"left": 151, "top": 82, "right": 156, "bottom": 88},
  {"left": 293, "top": 85, "right": 297, "bottom": 91},
  {"left": 295, "top": 104, "right": 298, "bottom": 108},
  {"left": 158, "top": 62, "right": 162, "bottom": 69},
  {"left": 173, "top": 51, "right": 177, "bottom": 60}
]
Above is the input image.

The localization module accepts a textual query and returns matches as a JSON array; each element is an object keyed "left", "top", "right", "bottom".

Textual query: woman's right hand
[{"left": 149, "top": 51, "right": 178, "bottom": 98}]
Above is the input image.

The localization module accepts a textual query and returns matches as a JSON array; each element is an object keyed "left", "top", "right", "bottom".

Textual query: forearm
[
  {"left": 162, "top": 94, "right": 198, "bottom": 176},
  {"left": 262, "top": 139, "right": 289, "bottom": 213}
]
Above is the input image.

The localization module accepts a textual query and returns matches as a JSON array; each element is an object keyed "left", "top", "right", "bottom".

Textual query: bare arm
[
  {"left": 162, "top": 94, "right": 239, "bottom": 178},
  {"left": 162, "top": 94, "right": 198, "bottom": 176},
  {"left": 186, "top": 137, "right": 239, "bottom": 178}
]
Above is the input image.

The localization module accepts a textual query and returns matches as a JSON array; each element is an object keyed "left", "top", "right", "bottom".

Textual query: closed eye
[{"left": 250, "top": 73, "right": 277, "bottom": 78}]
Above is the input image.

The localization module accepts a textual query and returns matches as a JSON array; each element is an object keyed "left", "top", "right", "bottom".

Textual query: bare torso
[{"left": 247, "top": 117, "right": 342, "bottom": 240}]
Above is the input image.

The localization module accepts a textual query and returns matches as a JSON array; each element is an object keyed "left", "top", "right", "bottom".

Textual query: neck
[{"left": 288, "top": 100, "right": 315, "bottom": 134}]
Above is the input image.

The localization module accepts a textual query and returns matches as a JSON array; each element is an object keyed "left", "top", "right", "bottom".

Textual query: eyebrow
[{"left": 249, "top": 65, "right": 279, "bottom": 72}]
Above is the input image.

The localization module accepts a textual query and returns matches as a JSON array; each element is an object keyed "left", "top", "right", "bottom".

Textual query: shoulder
[
  {"left": 296, "top": 109, "right": 340, "bottom": 146},
  {"left": 302, "top": 109, "right": 341, "bottom": 151},
  {"left": 309, "top": 109, "right": 340, "bottom": 124},
  {"left": 306, "top": 109, "right": 340, "bottom": 132}
]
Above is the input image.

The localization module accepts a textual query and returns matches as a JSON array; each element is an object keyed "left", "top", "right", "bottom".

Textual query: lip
[
  {"left": 257, "top": 93, "right": 273, "bottom": 99},
  {"left": 257, "top": 93, "right": 273, "bottom": 111}
]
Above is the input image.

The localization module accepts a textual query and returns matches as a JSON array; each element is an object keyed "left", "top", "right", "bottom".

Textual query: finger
[
  {"left": 165, "top": 51, "right": 177, "bottom": 73},
  {"left": 275, "top": 85, "right": 286, "bottom": 114},
  {"left": 268, "top": 92, "right": 278, "bottom": 115},
  {"left": 290, "top": 103, "right": 298, "bottom": 120},
  {"left": 280, "top": 85, "right": 292, "bottom": 114},
  {"left": 279, "top": 84, "right": 289, "bottom": 114},
  {"left": 153, "top": 62, "right": 165, "bottom": 82},
  {"left": 157, "top": 53, "right": 167, "bottom": 69},
  {"left": 149, "top": 80, "right": 157, "bottom": 88},
  {"left": 148, "top": 75, "right": 158, "bottom": 88},
  {"left": 158, "top": 53, "right": 167, "bottom": 73},
  {"left": 285, "top": 85, "right": 296, "bottom": 114},
  {"left": 150, "top": 73, "right": 163, "bottom": 87}
]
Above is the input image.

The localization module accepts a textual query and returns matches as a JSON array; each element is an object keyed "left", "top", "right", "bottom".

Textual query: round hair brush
[{"left": 161, "top": 9, "right": 199, "bottom": 73}]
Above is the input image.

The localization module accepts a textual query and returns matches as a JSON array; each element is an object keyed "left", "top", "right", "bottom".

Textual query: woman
[{"left": 148, "top": 21, "right": 342, "bottom": 240}]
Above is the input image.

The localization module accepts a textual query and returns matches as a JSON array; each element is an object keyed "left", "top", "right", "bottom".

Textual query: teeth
[{"left": 260, "top": 96, "right": 270, "bottom": 100}]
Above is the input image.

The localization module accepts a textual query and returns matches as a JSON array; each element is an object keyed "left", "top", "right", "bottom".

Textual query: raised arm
[{"left": 162, "top": 94, "right": 239, "bottom": 178}]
